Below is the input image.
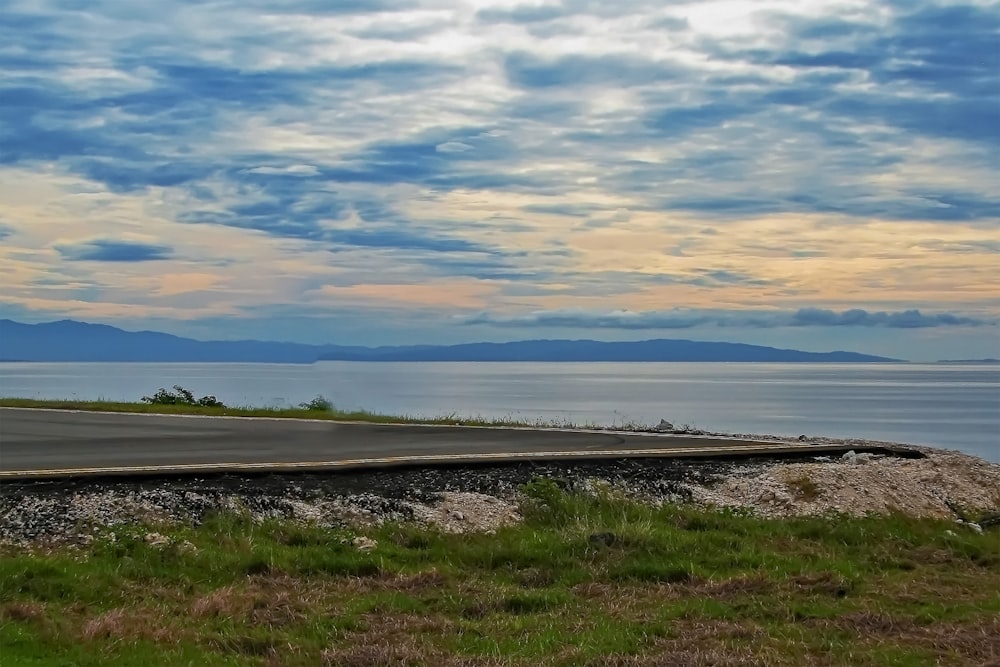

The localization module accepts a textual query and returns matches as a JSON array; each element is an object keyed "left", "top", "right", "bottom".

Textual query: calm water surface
[{"left": 1, "top": 362, "right": 997, "bottom": 461}]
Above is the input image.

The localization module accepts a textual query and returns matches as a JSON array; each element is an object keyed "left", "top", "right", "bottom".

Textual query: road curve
[{"left": 0, "top": 408, "right": 906, "bottom": 479}]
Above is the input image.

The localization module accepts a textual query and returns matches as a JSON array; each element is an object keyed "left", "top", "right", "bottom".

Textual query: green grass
[
  {"left": 0, "top": 397, "right": 595, "bottom": 429},
  {"left": 2, "top": 480, "right": 998, "bottom": 666}
]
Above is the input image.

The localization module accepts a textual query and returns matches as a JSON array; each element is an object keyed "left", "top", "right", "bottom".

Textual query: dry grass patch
[
  {"left": 693, "top": 575, "right": 776, "bottom": 599},
  {"left": 784, "top": 571, "right": 853, "bottom": 597},
  {"left": 209, "top": 634, "right": 282, "bottom": 658},
  {"left": 322, "top": 613, "right": 460, "bottom": 667},
  {"left": 191, "top": 574, "right": 330, "bottom": 627},
  {"left": 811, "top": 614, "right": 1000, "bottom": 666},
  {"left": 864, "top": 572, "right": 1000, "bottom": 611},
  {"left": 321, "top": 641, "right": 512, "bottom": 667},
  {"left": 341, "top": 568, "right": 450, "bottom": 595},
  {"left": 322, "top": 641, "right": 436, "bottom": 667},
  {"left": 578, "top": 619, "right": 772, "bottom": 667},
  {"left": 191, "top": 586, "right": 248, "bottom": 619},
  {"left": 572, "top": 576, "right": 777, "bottom": 614},
  {"left": 0, "top": 600, "right": 47, "bottom": 622},
  {"left": 80, "top": 607, "right": 182, "bottom": 644}
]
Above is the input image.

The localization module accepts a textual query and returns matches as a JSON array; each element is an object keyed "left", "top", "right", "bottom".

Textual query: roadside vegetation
[
  {"left": 142, "top": 385, "right": 225, "bottom": 408},
  {"left": 0, "top": 392, "right": 591, "bottom": 429},
  {"left": 2, "top": 480, "right": 998, "bottom": 666}
]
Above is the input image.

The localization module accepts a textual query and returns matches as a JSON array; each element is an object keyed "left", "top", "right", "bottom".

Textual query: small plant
[
  {"left": 299, "top": 395, "right": 334, "bottom": 412},
  {"left": 197, "top": 395, "right": 225, "bottom": 408},
  {"left": 142, "top": 385, "right": 225, "bottom": 408}
]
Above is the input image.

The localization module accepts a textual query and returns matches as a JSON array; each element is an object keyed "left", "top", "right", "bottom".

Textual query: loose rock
[
  {"left": 144, "top": 532, "right": 170, "bottom": 548},
  {"left": 352, "top": 536, "right": 378, "bottom": 552},
  {"left": 1, "top": 440, "right": 997, "bottom": 546}
]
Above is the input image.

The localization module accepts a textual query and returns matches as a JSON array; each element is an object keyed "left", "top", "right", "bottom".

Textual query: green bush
[
  {"left": 298, "top": 395, "right": 334, "bottom": 411},
  {"left": 141, "top": 385, "right": 225, "bottom": 408}
]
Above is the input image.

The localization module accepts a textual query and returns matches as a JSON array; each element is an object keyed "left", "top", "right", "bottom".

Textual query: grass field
[{"left": 2, "top": 480, "right": 998, "bottom": 666}]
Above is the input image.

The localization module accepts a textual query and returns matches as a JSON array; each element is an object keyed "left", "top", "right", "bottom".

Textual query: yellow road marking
[{"left": 0, "top": 443, "right": 824, "bottom": 479}]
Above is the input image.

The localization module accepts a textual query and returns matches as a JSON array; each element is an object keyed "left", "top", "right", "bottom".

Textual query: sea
[{"left": 0, "top": 361, "right": 997, "bottom": 462}]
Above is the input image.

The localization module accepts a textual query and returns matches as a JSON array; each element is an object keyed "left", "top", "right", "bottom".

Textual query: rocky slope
[{"left": 3, "top": 438, "right": 998, "bottom": 548}]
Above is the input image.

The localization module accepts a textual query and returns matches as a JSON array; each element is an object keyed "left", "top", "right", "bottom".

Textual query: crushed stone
[
  {"left": 2, "top": 440, "right": 997, "bottom": 548},
  {"left": 407, "top": 492, "right": 521, "bottom": 534},
  {"left": 687, "top": 446, "right": 1000, "bottom": 518}
]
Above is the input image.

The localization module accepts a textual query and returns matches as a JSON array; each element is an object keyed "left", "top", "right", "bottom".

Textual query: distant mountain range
[
  {"left": 320, "top": 339, "right": 900, "bottom": 362},
  {"left": 0, "top": 319, "right": 902, "bottom": 363}
]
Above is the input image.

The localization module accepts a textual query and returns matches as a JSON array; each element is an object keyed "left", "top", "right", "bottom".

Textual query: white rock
[
  {"left": 144, "top": 532, "right": 170, "bottom": 548},
  {"left": 352, "top": 536, "right": 378, "bottom": 552}
]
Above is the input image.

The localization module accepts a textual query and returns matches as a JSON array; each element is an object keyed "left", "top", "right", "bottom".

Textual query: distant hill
[
  {"left": 0, "top": 319, "right": 348, "bottom": 363},
  {"left": 318, "top": 339, "right": 899, "bottom": 362},
  {"left": 0, "top": 319, "right": 901, "bottom": 363}
]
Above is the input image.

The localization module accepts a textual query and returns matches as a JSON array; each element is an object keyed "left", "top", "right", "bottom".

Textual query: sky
[{"left": 1, "top": 0, "right": 998, "bottom": 361}]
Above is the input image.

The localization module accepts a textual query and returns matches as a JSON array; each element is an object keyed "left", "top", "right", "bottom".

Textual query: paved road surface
[{"left": 0, "top": 408, "right": 879, "bottom": 477}]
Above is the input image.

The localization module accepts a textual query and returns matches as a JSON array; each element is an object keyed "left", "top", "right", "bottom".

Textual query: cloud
[
  {"left": 329, "top": 229, "right": 489, "bottom": 253},
  {"left": 916, "top": 240, "right": 1000, "bottom": 254},
  {"left": 787, "top": 308, "right": 990, "bottom": 329},
  {"left": 436, "top": 141, "right": 473, "bottom": 154},
  {"left": 312, "top": 279, "right": 498, "bottom": 308},
  {"left": 703, "top": 2, "right": 1000, "bottom": 147},
  {"left": 1, "top": 0, "right": 999, "bottom": 358},
  {"left": 465, "top": 308, "right": 994, "bottom": 330},
  {"left": 476, "top": 5, "right": 566, "bottom": 25},
  {"left": 504, "top": 52, "right": 681, "bottom": 88},
  {"left": 4, "top": 0, "right": 997, "bottom": 224},
  {"left": 244, "top": 165, "right": 320, "bottom": 176},
  {"left": 465, "top": 309, "right": 710, "bottom": 330},
  {"left": 56, "top": 239, "right": 174, "bottom": 262}
]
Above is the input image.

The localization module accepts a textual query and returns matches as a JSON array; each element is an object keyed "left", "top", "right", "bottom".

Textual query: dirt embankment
[
  {"left": 690, "top": 446, "right": 1000, "bottom": 519},
  {"left": 2, "top": 443, "right": 998, "bottom": 547}
]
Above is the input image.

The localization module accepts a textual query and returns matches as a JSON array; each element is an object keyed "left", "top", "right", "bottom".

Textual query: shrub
[
  {"left": 142, "top": 385, "right": 226, "bottom": 408},
  {"left": 197, "top": 395, "right": 225, "bottom": 408},
  {"left": 298, "top": 396, "right": 334, "bottom": 412}
]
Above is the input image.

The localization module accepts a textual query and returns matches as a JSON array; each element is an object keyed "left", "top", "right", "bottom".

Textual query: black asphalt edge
[{"left": 0, "top": 443, "right": 923, "bottom": 484}]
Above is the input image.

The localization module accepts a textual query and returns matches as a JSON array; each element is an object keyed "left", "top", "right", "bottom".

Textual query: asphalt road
[{"left": 0, "top": 408, "right": 874, "bottom": 477}]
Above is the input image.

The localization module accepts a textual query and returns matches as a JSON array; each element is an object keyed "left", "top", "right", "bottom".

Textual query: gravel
[
  {"left": 2, "top": 438, "right": 998, "bottom": 548},
  {"left": 690, "top": 446, "right": 1000, "bottom": 519}
]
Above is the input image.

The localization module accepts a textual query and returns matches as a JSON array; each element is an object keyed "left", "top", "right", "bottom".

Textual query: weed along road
[{"left": 0, "top": 408, "right": 906, "bottom": 479}]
